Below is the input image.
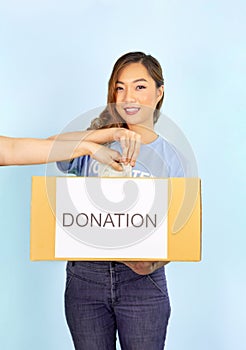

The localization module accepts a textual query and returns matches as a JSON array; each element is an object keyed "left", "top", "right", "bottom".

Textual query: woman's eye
[
  {"left": 116, "top": 86, "right": 123, "bottom": 91},
  {"left": 136, "top": 85, "right": 146, "bottom": 90}
]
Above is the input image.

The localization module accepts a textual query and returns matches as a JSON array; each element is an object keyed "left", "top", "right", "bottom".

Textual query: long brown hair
[{"left": 88, "top": 52, "right": 164, "bottom": 130}]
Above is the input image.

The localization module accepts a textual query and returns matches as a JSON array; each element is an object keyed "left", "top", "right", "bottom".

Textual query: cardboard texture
[{"left": 30, "top": 177, "right": 202, "bottom": 261}]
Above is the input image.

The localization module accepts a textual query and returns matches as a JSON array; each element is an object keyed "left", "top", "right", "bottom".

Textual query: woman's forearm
[
  {"left": 0, "top": 136, "right": 118, "bottom": 166},
  {"left": 0, "top": 136, "right": 126, "bottom": 170},
  {"left": 48, "top": 128, "right": 117, "bottom": 143},
  {"left": 0, "top": 137, "right": 82, "bottom": 165}
]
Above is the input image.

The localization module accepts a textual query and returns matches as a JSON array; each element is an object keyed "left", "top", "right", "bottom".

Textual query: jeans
[{"left": 65, "top": 261, "right": 171, "bottom": 350}]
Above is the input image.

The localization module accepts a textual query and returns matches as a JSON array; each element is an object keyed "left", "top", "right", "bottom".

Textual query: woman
[{"left": 57, "top": 52, "right": 185, "bottom": 350}]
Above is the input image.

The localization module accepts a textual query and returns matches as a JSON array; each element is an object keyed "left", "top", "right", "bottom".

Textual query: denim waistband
[{"left": 67, "top": 260, "right": 127, "bottom": 272}]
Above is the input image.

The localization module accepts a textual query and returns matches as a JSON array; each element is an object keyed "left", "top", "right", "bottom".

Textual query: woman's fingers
[
  {"left": 88, "top": 136, "right": 141, "bottom": 172},
  {"left": 122, "top": 261, "right": 156, "bottom": 275},
  {"left": 110, "top": 160, "right": 123, "bottom": 171},
  {"left": 120, "top": 136, "right": 129, "bottom": 164},
  {"left": 122, "top": 261, "right": 168, "bottom": 275},
  {"left": 128, "top": 134, "right": 141, "bottom": 166},
  {"left": 90, "top": 144, "right": 120, "bottom": 164},
  {"left": 95, "top": 147, "right": 125, "bottom": 172},
  {"left": 115, "top": 129, "right": 141, "bottom": 166}
]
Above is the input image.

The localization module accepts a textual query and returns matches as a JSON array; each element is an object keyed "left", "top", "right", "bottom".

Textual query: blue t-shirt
[{"left": 57, "top": 135, "right": 185, "bottom": 178}]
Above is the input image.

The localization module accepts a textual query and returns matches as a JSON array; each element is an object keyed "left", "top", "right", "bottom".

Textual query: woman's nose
[{"left": 124, "top": 88, "right": 136, "bottom": 103}]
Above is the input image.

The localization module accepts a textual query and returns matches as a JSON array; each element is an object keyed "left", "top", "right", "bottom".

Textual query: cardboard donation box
[{"left": 30, "top": 176, "right": 202, "bottom": 261}]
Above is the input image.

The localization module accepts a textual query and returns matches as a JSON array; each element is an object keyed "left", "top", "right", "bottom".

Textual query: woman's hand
[
  {"left": 122, "top": 261, "right": 170, "bottom": 275},
  {"left": 113, "top": 128, "right": 141, "bottom": 167},
  {"left": 85, "top": 141, "right": 123, "bottom": 171}
]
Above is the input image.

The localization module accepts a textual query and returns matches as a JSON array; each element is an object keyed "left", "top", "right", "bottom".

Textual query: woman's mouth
[{"left": 124, "top": 107, "right": 140, "bottom": 115}]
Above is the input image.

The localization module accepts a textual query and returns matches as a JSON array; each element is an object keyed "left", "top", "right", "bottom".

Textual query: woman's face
[{"left": 115, "top": 62, "right": 164, "bottom": 128}]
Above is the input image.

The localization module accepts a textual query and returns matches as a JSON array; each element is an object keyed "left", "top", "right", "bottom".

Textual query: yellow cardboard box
[{"left": 30, "top": 176, "right": 202, "bottom": 261}]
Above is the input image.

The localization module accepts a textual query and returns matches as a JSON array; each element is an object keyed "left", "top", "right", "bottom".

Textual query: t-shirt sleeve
[
  {"left": 166, "top": 143, "right": 186, "bottom": 177},
  {"left": 56, "top": 156, "right": 88, "bottom": 176}
]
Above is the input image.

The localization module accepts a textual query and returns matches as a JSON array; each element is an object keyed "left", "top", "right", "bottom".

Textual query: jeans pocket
[
  {"left": 65, "top": 271, "right": 74, "bottom": 294},
  {"left": 146, "top": 272, "right": 169, "bottom": 298}
]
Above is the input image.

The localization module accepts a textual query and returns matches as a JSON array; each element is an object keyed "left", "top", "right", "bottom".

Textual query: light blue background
[{"left": 0, "top": 1, "right": 245, "bottom": 349}]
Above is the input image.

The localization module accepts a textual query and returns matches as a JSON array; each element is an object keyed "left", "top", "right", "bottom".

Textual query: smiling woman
[{"left": 56, "top": 51, "right": 185, "bottom": 350}]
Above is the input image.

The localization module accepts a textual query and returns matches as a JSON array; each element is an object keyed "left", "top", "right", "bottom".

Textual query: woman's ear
[{"left": 156, "top": 85, "right": 164, "bottom": 103}]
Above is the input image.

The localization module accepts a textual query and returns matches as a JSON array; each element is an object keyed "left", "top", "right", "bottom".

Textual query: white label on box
[{"left": 55, "top": 177, "right": 168, "bottom": 259}]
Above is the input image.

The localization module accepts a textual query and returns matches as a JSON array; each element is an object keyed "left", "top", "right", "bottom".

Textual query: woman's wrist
[{"left": 79, "top": 140, "right": 99, "bottom": 157}]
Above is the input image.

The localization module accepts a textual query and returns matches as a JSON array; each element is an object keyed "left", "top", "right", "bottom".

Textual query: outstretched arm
[
  {"left": 0, "top": 136, "right": 123, "bottom": 170},
  {"left": 49, "top": 127, "right": 141, "bottom": 167}
]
